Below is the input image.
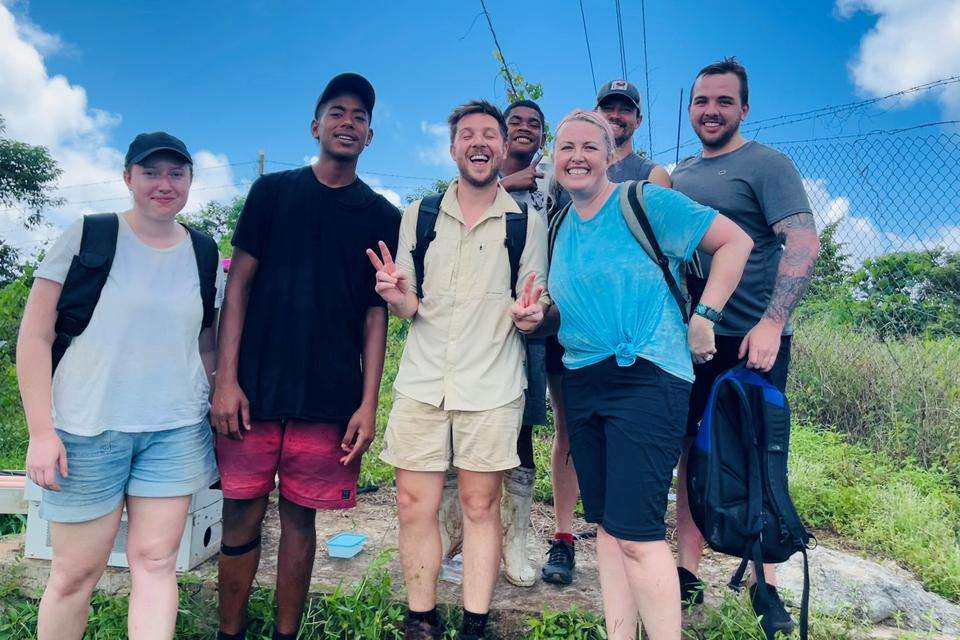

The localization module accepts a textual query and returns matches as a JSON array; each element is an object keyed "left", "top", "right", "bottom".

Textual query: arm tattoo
[{"left": 763, "top": 212, "right": 819, "bottom": 325}]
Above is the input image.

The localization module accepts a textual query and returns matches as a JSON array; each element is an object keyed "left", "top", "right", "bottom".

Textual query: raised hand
[
  {"left": 366, "top": 241, "right": 410, "bottom": 307},
  {"left": 501, "top": 153, "right": 545, "bottom": 193},
  {"left": 511, "top": 272, "right": 545, "bottom": 332}
]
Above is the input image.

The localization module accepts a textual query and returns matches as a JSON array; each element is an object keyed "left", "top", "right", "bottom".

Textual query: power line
[
  {"left": 45, "top": 160, "right": 258, "bottom": 192},
  {"left": 765, "top": 120, "right": 960, "bottom": 145},
  {"left": 478, "top": 0, "right": 518, "bottom": 100},
  {"left": 614, "top": 0, "right": 627, "bottom": 80},
  {"left": 640, "top": 0, "right": 653, "bottom": 154},
  {"left": 578, "top": 0, "right": 598, "bottom": 94}
]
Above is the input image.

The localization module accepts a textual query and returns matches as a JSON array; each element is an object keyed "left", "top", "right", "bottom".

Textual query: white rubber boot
[
  {"left": 501, "top": 466, "right": 537, "bottom": 587},
  {"left": 438, "top": 468, "right": 462, "bottom": 559}
]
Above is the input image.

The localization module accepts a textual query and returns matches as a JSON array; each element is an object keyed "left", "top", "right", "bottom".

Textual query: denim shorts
[
  {"left": 562, "top": 356, "right": 691, "bottom": 541},
  {"left": 40, "top": 418, "right": 219, "bottom": 523}
]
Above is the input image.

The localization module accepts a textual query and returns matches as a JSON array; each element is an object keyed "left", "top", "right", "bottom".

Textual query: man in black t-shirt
[{"left": 211, "top": 73, "right": 400, "bottom": 640}]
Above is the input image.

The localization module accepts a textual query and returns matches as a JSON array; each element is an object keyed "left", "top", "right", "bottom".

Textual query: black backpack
[
  {"left": 410, "top": 191, "right": 528, "bottom": 300},
  {"left": 547, "top": 180, "right": 704, "bottom": 322},
  {"left": 51, "top": 213, "right": 219, "bottom": 373},
  {"left": 687, "top": 365, "right": 813, "bottom": 640}
]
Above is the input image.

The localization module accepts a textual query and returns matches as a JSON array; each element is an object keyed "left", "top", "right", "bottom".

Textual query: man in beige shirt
[{"left": 367, "top": 100, "right": 549, "bottom": 640}]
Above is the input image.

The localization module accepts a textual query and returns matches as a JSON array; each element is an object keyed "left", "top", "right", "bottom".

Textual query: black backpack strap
[
  {"left": 411, "top": 193, "right": 443, "bottom": 300},
  {"left": 504, "top": 203, "right": 528, "bottom": 299},
  {"left": 547, "top": 200, "right": 573, "bottom": 264},
  {"left": 183, "top": 224, "right": 219, "bottom": 330},
  {"left": 52, "top": 213, "right": 119, "bottom": 373},
  {"left": 625, "top": 181, "right": 690, "bottom": 323}
]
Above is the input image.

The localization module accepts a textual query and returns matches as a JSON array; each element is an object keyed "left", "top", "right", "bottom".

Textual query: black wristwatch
[{"left": 694, "top": 303, "right": 723, "bottom": 323}]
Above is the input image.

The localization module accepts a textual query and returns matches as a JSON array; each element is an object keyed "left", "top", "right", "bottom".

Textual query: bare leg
[
  {"left": 595, "top": 526, "right": 639, "bottom": 640},
  {"left": 458, "top": 469, "right": 503, "bottom": 614},
  {"left": 675, "top": 437, "right": 704, "bottom": 575},
  {"left": 126, "top": 495, "right": 191, "bottom": 639},
  {"left": 218, "top": 496, "right": 269, "bottom": 634},
  {"left": 548, "top": 373, "right": 578, "bottom": 535},
  {"left": 275, "top": 496, "right": 317, "bottom": 635},
  {"left": 395, "top": 469, "right": 445, "bottom": 612},
  {"left": 616, "top": 533, "right": 682, "bottom": 640},
  {"left": 37, "top": 505, "right": 123, "bottom": 640}
]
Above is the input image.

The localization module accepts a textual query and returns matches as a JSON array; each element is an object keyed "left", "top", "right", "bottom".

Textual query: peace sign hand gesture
[
  {"left": 366, "top": 241, "right": 410, "bottom": 307},
  {"left": 511, "top": 272, "right": 545, "bottom": 332}
]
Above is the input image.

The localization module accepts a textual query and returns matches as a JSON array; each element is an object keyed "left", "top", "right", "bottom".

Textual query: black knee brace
[{"left": 220, "top": 535, "right": 262, "bottom": 556}]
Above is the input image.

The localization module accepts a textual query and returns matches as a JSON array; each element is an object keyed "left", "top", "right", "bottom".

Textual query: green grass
[{"left": 789, "top": 424, "right": 960, "bottom": 602}]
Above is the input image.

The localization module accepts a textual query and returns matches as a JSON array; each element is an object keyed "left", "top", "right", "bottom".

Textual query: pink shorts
[{"left": 216, "top": 419, "right": 360, "bottom": 510}]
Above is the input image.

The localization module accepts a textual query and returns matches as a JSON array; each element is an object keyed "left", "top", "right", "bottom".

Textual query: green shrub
[{"left": 525, "top": 606, "right": 606, "bottom": 639}]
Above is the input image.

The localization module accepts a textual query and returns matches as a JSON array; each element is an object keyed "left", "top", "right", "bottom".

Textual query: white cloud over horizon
[
  {"left": 417, "top": 121, "right": 455, "bottom": 170},
  {"left": 0, "top": 4, "right": 242, "bottom": 257},
  {"left": 838, "top": 0, "right": 960, "bottom": 117}
]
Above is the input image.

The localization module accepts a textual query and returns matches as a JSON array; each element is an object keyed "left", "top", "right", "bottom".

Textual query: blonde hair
[{"left": 553, "top": 109, "right": 616, "bottom": 162}]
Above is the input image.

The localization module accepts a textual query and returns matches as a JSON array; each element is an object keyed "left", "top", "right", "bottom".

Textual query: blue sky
[{"left": 1, "top": 0, "right": 959, "bottom": 259}]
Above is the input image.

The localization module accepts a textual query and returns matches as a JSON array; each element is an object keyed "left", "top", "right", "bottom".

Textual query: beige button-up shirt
[{"left": 393, "top": 180, "right": 550, "bottom": 411}]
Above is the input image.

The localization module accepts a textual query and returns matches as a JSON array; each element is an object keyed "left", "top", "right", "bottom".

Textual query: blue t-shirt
[{"left": 548, "top": 183, "right": 717, "bottom": 382}]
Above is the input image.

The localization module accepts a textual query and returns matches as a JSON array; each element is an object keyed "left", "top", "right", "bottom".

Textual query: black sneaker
[
  {"left": 678, "top": 567, "right": 705, "bottom": 606},
  {"left": 749, "top": 583, "right": 795, "bottom": 640},
  {"left": 541, "top": 538, "right": 575, "bottom": 585}
]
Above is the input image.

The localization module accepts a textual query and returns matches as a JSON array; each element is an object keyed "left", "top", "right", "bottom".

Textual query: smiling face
[
  {"left": 689, "top": 72, "right": 749, "bottom": 151},
  {"left": 553, "top": 119, "right": 611, "bottom": 196},
  {"left": 597, "top": 96, "right": 640, "bottom": 148},
  {"left": 123, "top": 152, "right": 192, "bottom": 221},
  {"left": 312, "top": 92, "right": 373, "bottom": 161},
  {"left": 450, "top": 112, "right": 508, "bottom": 188},
  {"left": 505, "top": 105, "right": 544, "bottom": 160}
]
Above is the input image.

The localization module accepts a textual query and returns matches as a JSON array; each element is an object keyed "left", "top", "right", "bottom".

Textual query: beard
[
  {"left": 456, "top": 155, "right": 501, "bottom": 189},
  {"left": 696, "top": 120, "right": 740, "bottom": 150}
]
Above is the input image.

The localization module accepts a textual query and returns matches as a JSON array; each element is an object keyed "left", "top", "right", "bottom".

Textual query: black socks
[
  {"left": 406, "top": 606, "right": 439, "bottom": 626},
  {"left": 461, "top": 609, "right": 489, "bottom": 637}
]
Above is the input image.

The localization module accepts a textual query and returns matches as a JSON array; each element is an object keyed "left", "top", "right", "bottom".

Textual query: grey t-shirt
[{"left": 671, "top": 141, "right": 811, "bottom": 336}]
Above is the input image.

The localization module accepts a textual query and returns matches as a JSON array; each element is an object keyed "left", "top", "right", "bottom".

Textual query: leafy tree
[
  {"left": 404, "top": 179, "right": 451, "bottom": 205},
  {"left": 178, "top": 196, "right": 245, "bottom": 256},
  {"left": 494, "top": 53, "right": 552, "bottom": 146}
]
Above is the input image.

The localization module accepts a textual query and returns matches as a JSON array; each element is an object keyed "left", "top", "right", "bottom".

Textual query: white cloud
[
  {"left": 417, "top": 121, "right": 455, "bottom": 169},
  {"left": 0, "top": 5, "right": 240, "bottom": 257},
  {"left": 838, "top": 0, "right": 960, "bottom": 117},
  {"left": 361, "top": 175, "right": 402, "bottom": 208}
]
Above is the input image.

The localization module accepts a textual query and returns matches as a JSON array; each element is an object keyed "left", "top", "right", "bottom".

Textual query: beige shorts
[{"left": 380, "top": 392, "right": 524, "bottom": 472}]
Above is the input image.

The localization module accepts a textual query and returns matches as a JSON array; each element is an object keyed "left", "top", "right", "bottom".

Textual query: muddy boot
[
  {"left": 501, "top": 466, "right": 537, "bottom": 587},
  {"left": 438, "top": 468, "right": 462, "bottom": 559}
]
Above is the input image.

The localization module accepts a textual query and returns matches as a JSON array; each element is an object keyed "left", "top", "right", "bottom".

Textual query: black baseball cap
[
  {"left": 314, "top": 72, "right": 376, "bottom": 119},
  {"left": 596, "top": 79, "right": 643, "bottom": 113},
  {"left": 124, "top": 131, "right": 192, "bottom": 167}
]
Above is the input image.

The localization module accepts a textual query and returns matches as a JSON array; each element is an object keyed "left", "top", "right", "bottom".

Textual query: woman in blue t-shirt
[{"left": 546, "top": 110, "right": 752, "bottom": 640}]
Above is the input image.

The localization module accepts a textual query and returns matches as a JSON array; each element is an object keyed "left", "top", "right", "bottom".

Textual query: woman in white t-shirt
[{"left": 17, "top": 132, "right": 223, "bottom": 640}]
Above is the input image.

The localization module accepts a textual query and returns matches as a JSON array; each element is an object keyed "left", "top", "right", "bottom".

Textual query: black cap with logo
[
  {"left": 595, "top": 79, "right": 643, "bottom": 113},
  {"left": 124, "top": 132, "right": 192, "bottom": 167},
  {"left": 314, "top": 72, "right": 376, "bottom": 119}
]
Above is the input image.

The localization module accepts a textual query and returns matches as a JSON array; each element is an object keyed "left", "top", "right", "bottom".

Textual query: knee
[
  {"left": 460, "top": 490, "right": 500, "bottom": 524},
  {"left": 279, "top": 498, "right": 316, "bottom": 535},
  {"left": 396, "top": 488, "right": 436, "bottom": 527},
  {"left": 617, "top": 538, "right": 665, "bottom": 565},
  {"left": 222, "top": 497, "right": 267, "bottom": 539},
  {"left": 126, "top": 543, "right": 178, "bottom": 577},
  {"left": 46, "top": 560, "right": 103, "bottom": 598}
]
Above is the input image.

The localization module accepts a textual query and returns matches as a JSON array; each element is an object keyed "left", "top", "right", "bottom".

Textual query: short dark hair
[
  {"left": 504, "top": 99, "right": 546, "bottom": 126},
  {"left": 691, "top": 57, "right": 749, "bottom": 105},
  {"left": 448, "top": 100, "right": 508, "bottom": 144}
]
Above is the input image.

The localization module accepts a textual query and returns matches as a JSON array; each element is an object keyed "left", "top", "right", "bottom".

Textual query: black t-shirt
[{"left": 232, "top": 166, "right": 401, "bottom": 422}]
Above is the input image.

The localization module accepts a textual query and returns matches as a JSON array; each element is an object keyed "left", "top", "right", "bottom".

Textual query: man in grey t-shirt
[{"left": 671, "top": 58, "right": 819, "bottom": 640}]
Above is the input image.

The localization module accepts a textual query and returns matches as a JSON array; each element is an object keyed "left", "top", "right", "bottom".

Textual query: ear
[
  {"left": 123, "top": 169, "right": 133, "bottom": 189},
  {"left": 310, "top": 119, "right": 321, "bottom": 142},
  {"left": 740, "top": 103, "right": 750, "bottom": 122},
  {"left": 365, "top": 127, "right": 374, "bottom": 147},
  {"left": 449, "top": 143, "right": 456, "bottom": 163}
]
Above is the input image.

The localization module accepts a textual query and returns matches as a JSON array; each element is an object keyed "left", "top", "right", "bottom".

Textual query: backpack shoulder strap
[
  {"left": 52, "top": 213, "right": 119, "bottom": 372},
  {"left": 504, "top": 202, "right": 528, "bottom": 299},
  {"left": 621, "top": 180, "right": 690, "bottom": 323},
  {"left": 411, "top": 192, "right": 443, "bottom": 300},
  {"left": 183, "top": 224, "right": 219, "bottom": 330},
  {"left": 547, "top": 200, "right": 573, "bottom": 264}
]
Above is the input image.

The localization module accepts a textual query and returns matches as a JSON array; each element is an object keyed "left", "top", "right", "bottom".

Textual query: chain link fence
[{"left": 773, "top": 131, "right": 960, "bottom": 339}]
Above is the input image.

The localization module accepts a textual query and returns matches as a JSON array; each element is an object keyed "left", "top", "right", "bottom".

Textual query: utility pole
[
  {"left": 675, "top": 88, "right": 684, "bottom": 164},
  {"left": 257, "top": 150, "right": 265, "bottom": 177}
]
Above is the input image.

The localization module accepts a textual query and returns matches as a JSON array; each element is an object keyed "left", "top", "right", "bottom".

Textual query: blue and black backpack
[{"left": 687, "top": 366, "right": 813, "bottom": 639}]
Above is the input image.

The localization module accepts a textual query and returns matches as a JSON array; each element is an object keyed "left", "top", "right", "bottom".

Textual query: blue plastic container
[{"left": 326, "top": 531, "right": 367, "bottom": 558}]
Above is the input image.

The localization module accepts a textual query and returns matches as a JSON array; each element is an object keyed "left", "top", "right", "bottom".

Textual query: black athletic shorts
[
  {"left": 545, "top": 334, "right": 566, "bottom": 376},
  {"left": 522, "top": 337, "right": 548, "bottom": 426},
  {"left": 561, "top": 356, "right": 691, "bottom": 542},
  {"left": 686, "top": 334, "right": 793, "bottom": 437}
]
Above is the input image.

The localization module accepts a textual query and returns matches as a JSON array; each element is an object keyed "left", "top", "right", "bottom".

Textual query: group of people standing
[{"left": 18, "top": 57, "right": 818, "bottom": 640}]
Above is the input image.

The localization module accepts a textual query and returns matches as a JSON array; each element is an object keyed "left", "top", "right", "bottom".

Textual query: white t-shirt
[
  {"left": 35, "top": 215, "right": 225, "bottom": 436},
  {"left": 507, "top": 158, "right": 553, "bottom": 222}
]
